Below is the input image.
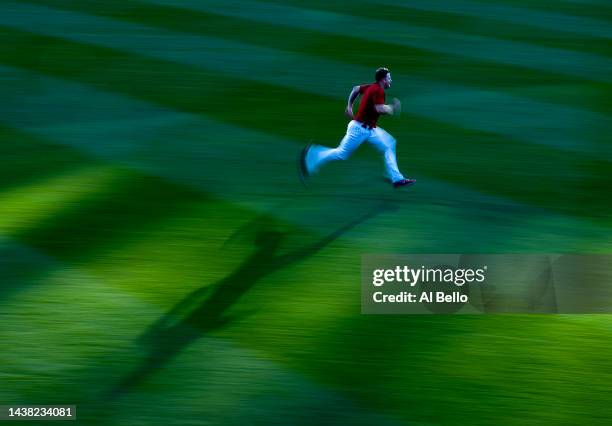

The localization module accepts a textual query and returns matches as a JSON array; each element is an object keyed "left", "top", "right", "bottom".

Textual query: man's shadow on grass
[{"left": 110, "top": 201, "right": 397, "bottom": 397}]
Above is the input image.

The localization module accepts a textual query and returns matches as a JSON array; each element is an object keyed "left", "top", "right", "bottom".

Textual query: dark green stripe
[
  {"left": 15, "top": 171, "right": 207, "bottom": 261},
  {"left": 0, "top": 124, "right": 99, "bottom": 191},
  {"left": 487, "top": 0, "right": 612, "bottom": 22},
  {"left": 265, "top": 0, "right": 612, "bottom": 25}
]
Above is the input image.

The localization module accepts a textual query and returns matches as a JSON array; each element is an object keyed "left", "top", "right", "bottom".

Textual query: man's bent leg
[
  {"left": 305, "top": 121, "right": 367, "bottom": 175},
  {"left": 367, "top": 127, "right": 405, "bottom": 183}
]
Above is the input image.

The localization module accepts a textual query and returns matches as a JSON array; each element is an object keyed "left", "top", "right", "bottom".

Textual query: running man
[{"left": 300, "top": 67, "right": 415, "bottom": 188}]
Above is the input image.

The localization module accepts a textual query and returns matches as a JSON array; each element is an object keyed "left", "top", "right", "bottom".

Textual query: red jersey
[{"left": 354, "top": 83, "right": 385, "bottom": 128}]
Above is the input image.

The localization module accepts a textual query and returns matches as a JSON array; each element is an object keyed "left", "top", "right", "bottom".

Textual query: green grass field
[{"left": 1, "top": 0, "right": 611, "bottom": 424}]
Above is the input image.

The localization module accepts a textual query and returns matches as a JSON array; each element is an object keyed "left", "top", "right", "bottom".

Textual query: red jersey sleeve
[{"left": 358, "top": 84, "right": 368, "bottom": 94}]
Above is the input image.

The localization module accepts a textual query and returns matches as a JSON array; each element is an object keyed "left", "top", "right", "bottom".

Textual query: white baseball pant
[{"left": 305, "top": 120, "right": 405, "bottom": 183}]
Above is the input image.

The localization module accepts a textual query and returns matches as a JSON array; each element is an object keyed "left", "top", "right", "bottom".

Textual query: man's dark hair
[{"left": 375, "top": 67, "right": 390, "bottom": 82}]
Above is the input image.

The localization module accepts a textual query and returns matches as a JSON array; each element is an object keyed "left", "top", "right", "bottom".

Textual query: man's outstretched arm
[
  {"left": 345, "top": 85, "right": 361, "bottom": 119},
  {"left": 375, "top": 98, "right": 401, "bottom": 115}
]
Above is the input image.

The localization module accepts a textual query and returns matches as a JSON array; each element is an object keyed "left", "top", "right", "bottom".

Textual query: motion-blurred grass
[{"left": 0, "top": 0, "right": 611, "bottom": 424}]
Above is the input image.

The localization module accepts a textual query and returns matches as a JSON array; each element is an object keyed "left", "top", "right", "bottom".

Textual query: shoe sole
[
  {"left": 393, "top": 180, "right": 417, "bottom": 188},
  {"left": 298, "top": 141, "right": 313, "bottom": 187}
]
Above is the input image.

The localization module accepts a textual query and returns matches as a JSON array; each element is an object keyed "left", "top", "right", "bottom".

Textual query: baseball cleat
[
  {"left": 392, "top": 178, "right": 416, "bottom": 188},
  {"left": 298, "top": 141, "right": 313, "bottom": 186}
]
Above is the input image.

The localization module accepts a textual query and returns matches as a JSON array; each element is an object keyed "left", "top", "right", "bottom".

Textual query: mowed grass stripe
[
  {"left": 0, "top": 124, "right": 102, "bottom": 191},
  {"left": 377, "top": 5, "right": 612, "bottom": 58},
  {"left": 0, "top": 165, "right": 122, "bottom": 238},
  {"left": 0, "top": 4, "right": 609, "bottom": 156},
  {"left": 376, "top": 0, "right": 612, "bottom": 40},
  {"left": 0, "top": 31, "right": 611, "bottom": 222},
  {"left": 15, "top": 172, "right": 211, "bottom": 263},
  {"left": 130, "top": 0, "right": 612, "bottom": 83},
  {"left": 0, "top": 157, "right": 120, "bottom": 298},
  {"left": 19, "top": 0, "right": 612, "bottom": 116},
  {"left": 487, "top": 0, "right": 612, "bottom": 22}
]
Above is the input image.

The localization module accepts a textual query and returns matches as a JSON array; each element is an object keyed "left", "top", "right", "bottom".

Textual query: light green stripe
[
  {"left": 337, "top": 0, "right": 612, "bottom": 39},
  {"left": 0, "top": 166, "right": 121, "bottom": 235}
]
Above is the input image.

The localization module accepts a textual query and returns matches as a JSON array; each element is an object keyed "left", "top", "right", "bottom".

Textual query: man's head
[{"left": 375, "top": 67, "right": 392, "bottom": 89}]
